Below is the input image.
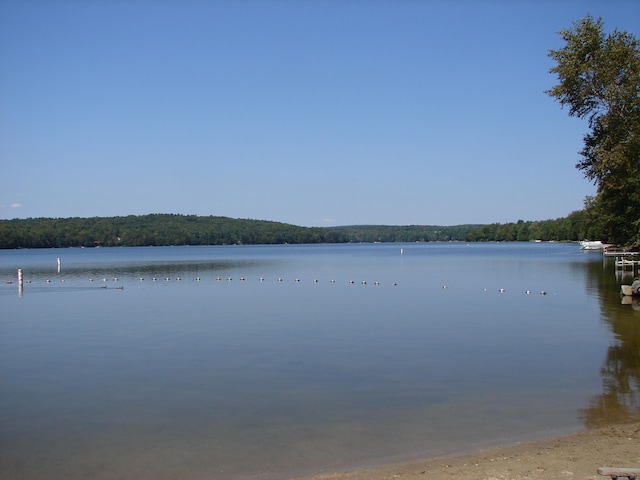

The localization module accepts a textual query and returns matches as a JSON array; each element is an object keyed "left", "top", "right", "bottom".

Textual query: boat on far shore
[{"left": 580, "top": 240, "right": 606, "bottom": 250}]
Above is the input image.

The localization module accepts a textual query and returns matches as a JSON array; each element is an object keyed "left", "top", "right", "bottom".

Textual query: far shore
[{"left": 293, "top": 422, "right": 640, "bottom": 480}]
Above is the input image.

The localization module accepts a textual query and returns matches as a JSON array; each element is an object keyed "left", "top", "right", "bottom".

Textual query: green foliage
[
  {"left": 327, "top": 224, "right": 481, "bottom": 243},
  {"left": 0, "top": 215, "right": 482, "bottom": 249},
  {"left": 463, "top": 211, "right": 589, "bottom": 242},
  {"left": 0, "top": 215, "right": 348, "bottom": 249},
  {"left": 0, "top": 213, "right": 591, "bottom": 249},
  {"left": 547, "top": 15, "right": 640, "bottom": 245}
]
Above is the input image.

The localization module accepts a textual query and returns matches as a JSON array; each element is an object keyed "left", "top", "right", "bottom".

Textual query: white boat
[{"left": 580, "top": 240, "right": 605, "bottom": 250}]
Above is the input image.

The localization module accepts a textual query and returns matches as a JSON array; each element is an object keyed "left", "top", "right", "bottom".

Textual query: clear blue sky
[{"left": 1, "top": 1, "right": 638, "bottom": 227}]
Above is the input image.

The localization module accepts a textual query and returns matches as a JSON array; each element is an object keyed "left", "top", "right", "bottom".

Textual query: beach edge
[{"left": 293, "top": 422, "right": 640, "bottom": 480}]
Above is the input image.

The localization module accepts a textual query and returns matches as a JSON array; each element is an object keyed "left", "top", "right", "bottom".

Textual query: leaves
[
  {"left": 0, "top": 214, "right": 482, "bottom": 248},
  {"left": 547, "top": 15, "right": 640, "bottom": 245}
]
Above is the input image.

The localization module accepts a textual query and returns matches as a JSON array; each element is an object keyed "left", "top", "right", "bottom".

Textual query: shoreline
[{"left": 294, "top": 422, "right": 640, "bottom": 480}]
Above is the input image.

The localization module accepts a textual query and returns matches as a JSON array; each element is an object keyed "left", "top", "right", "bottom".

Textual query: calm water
[{"left": 1, "top": 243, "right": 639, "bottom": 479}]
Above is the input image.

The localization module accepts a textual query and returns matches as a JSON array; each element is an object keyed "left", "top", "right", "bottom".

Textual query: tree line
[
  {"left": 0, "top": 214, "right": 345, "bottom": 249},
  {"left": 463, "top": 210, "right": 595, "bottom": 242},
  {"left": 0, "top": 212, "right": 595, "bottom": 249}
]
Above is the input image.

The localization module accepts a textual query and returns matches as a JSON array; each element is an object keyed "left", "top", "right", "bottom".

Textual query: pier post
[{"left": 17, "top": 268, "right": 23, "bottom": 297}]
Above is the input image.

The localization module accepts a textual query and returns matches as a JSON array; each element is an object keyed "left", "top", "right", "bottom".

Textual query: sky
[{"left": 1, "top": 1, "right": 638, "bottom": 227}]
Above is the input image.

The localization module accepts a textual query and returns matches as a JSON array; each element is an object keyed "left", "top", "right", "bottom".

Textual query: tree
[{"left": 547, "top": 15, "right": 640, "bottom": 245}]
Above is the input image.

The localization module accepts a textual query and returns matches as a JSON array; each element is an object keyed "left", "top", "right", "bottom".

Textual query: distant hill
[
  {"left": 327, "top": 224, "right": 481, "bottom": 243},
  {"left": 0, "top": 214, "right": 482, "bottom": 249},
  {"left": 0, "top": 211, "right": 592, "bottom": 249}
]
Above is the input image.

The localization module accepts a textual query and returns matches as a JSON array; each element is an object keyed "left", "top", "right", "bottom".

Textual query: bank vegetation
[{"left": 0, "top": 211, "right": 594, "bottom": 249}]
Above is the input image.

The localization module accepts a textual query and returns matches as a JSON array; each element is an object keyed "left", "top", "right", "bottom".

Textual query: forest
[{"left": 0, "top": 211, "right": 592, "bottom": 249}]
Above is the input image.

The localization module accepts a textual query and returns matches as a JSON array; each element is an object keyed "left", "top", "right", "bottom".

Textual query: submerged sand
[{"left": 295, "top": 422, "right": 640, "bottom": 480}]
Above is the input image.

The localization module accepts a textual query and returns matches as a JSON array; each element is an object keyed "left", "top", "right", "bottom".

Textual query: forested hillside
[
  {"left": 0, "top": 215, "right": 345, "bottom": 248},
  {"left": 463, "top": 210, "right": 592, "bottom": 242},
  {"left": 0, "top": 212, "right": 592, "bottom": 249},
  {"left": 328, "top": 224, "right": 480, "bottom": 243}
]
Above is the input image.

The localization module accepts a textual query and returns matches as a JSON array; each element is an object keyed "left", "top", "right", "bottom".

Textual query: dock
[
  {"left": 607, "top": 251, "right": 640, "bottom": 279},
  {"left": 610, "top": 252, "right": 640, "bottom": 269}
]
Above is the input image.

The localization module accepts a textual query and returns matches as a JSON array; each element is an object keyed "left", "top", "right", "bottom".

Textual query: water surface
[{"left": 1, "top": 243, "right": 638, "bottom": 479}]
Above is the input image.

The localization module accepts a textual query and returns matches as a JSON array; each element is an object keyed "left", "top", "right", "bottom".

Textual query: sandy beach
[{"left": 296, "top": 422, "right": 640, "bottom": 480}]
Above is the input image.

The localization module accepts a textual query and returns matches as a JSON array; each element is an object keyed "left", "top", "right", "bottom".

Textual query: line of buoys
[
  {"left": 6, "top": 275, "right": 405, "bottom": 289},
  {"left": 7, "top": 275, "right": 555, "bottom": 295}
]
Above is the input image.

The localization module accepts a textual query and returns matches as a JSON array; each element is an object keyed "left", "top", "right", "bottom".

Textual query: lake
[{"left": 1, "top": 242, "right": 639, "bottom": 479}]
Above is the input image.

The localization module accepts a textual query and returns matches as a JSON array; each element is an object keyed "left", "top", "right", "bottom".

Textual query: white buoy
[
  {"left": 17, "top": 269, "right": 23, "bottom": 287},
  {"left": 57, "top": 257, "right": 61, "bottom": 273},
  {"left": 400, "top": 248, "right": 404, "bottom": 255}
]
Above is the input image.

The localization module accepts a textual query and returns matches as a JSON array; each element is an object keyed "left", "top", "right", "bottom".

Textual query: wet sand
[{"left": 295, "top": 422, "right": 640, "bottom": 480}]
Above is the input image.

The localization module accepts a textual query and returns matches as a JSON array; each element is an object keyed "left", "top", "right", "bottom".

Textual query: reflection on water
[
  {"left": 579, "top": 257, "right": 640, "bottom": 428},
  {"left": 0, "top": 243, "right": 639, "bottom": 480}
]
